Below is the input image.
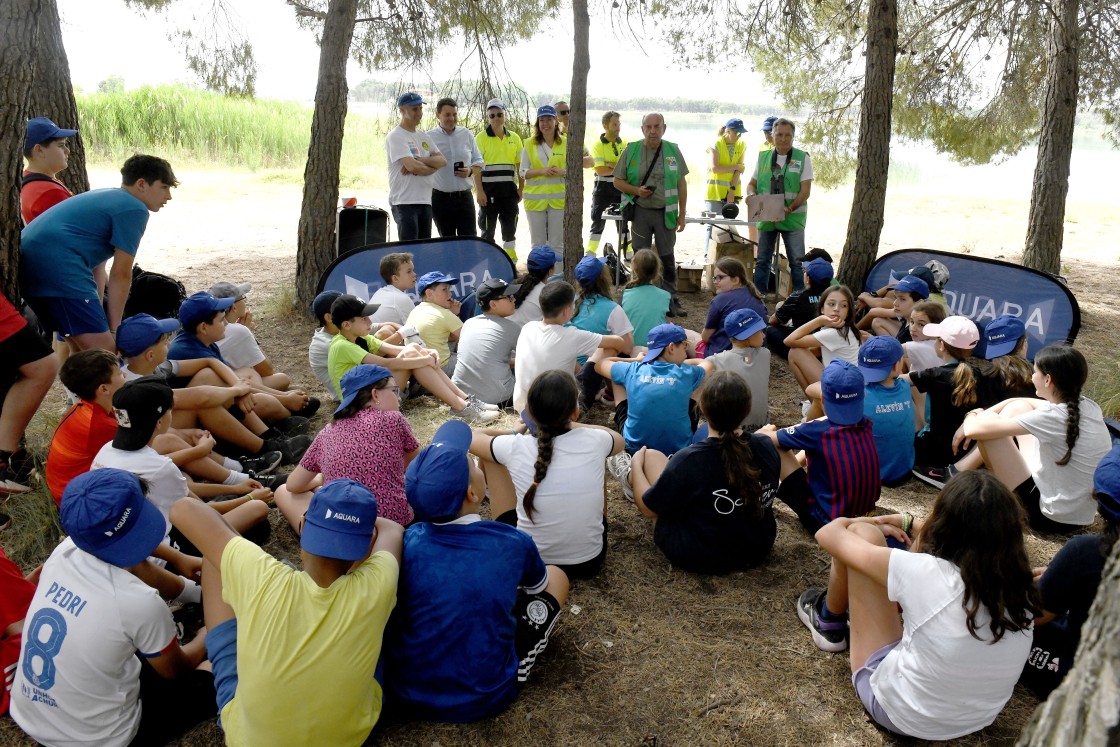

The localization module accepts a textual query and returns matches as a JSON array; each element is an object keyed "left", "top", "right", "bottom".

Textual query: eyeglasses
[
  {"left": 713, "top": 273, "right": 729, "bottom": 281},
  {"left": 383, "top": 386, "right": 401, "bottom": 395},
  {"left": 488, "top": 113, "right": 504, "bottom": 119},
  {"left": 558, "top": 110, "right": 570, "bottom": 115}
]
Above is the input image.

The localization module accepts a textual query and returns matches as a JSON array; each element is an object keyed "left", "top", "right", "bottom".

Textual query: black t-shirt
[
  {"left": 1039, "top": 533, "right": 1107, "bottom": 646},
  {"left": 910, "top": 362, "right": 970, "bottom": 466},
  {"left": 642, "top": 434, "right": 779, "bottom": 574},
  {"left": 774, "top": 279, "right": 830, "bottom": 328}
]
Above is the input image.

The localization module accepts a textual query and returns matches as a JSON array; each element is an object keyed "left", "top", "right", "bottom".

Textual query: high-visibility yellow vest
[
  {"left": 523, "top": 137, "right": 567, "bottom": 211},
  {"left": 476, "top": 129, "right": 523, "bottom": 188},
  {"left": 591, "top": 134, "right": 627, "bottom": 184},
  {"left": 705, "top": 138, "right": 746, "bottom": 201}
]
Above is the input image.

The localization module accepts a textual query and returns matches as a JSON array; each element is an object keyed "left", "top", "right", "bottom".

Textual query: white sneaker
[
  {"left": 467, "top": 394, "right": 500, "bottom": 412},
  {"left": 606, "top": 452, "right": 634, "bottom": 500},
  {"left": 452, "top": 399, "right": 500, "bottom": 424},
  {"left": 800, "top": 400, "right": 811, "bottom": 422}
]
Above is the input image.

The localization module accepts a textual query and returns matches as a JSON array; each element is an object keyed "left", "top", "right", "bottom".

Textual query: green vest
[
  {"left": 705, "top": 138, "right": 746, "bottom": 201},
  {"left": 620, "top": 141, "right": 682, "bottom": 229},
  {"left": 756, "top": 146, "right": 808, "bottom": 231},
  {"left": 523, "top": 138, "right": 567, "bottom": 211}
]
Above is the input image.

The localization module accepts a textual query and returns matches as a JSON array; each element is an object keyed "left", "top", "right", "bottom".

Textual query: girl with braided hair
[
  {"left": 470, "top": 369, "right": 624, "bottom": 579},
  {"left": 956, "top": 344, "right": 1112, "bottom": 532},
  {"left": 628, "top": 370, "right": 781, "bottom": 574}
]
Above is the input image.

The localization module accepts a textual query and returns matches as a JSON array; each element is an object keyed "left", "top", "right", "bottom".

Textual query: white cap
[{"left": 485, "top": 98, "right": 507, "bottom": 111}]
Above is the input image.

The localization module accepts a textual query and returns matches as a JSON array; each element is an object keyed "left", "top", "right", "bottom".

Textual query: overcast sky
[{"left": 57, "top": 0, "right": 771, "bottom": 104}]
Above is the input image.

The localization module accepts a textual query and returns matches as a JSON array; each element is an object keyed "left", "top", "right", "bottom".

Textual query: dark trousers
[
  {"left": 391, "top": 204, "right": 433, "bottom": 241},
  {"left": 479, "top": 193, "right": 520, "bottom": 244},
  {"left": 432, "top": 189, "right": 477, "bottom": 237},
  {"left": 588, "top": 181, "right": 623, "bottom": 248},
  {"left": 630, "top": 205, "right": 678, "bottom": 296},
  {"left": 130, "top": 658, "right": 216, "bottom": 746}
]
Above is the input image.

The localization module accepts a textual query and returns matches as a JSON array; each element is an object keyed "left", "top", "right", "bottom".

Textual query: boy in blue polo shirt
[
  {"left": 384, "top": 420, "right": 568, "bottom": 722},
  {"left": 857, "top": 336, "right": 915, "bottom": 484},
  {"left": 596, "top": 324, "right": 706, "bottom": 455},
  {"left": 759, "top": 359, "right": 880, "bottom": 534}
]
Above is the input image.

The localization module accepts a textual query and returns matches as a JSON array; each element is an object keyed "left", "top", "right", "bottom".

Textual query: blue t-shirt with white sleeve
[
  {"left": 863, "top": 379, "right": 915, "bottom": 482},
  {"left": 20, "top": 188, "right": 149, "bottom": 300},
  {"left": 611, "top": 359, "right": 705, "bottom": 454},
  {"left": 384, "top": 516, "right": 548, "bottom": 723}
]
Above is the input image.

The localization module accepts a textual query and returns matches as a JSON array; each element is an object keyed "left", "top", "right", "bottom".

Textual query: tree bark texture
[
  {"left": 837, "top": 0, "right": 897, "bottom": 290},
  {"left": 1022, "top": 0, "right": 1079, "bottom": 276},
  {"left": 1017, "top": 535, "right": 1120, "bottom": 745},
  {"left": 29, "top": 0, "right": 89, "bottom": 196},
  {"left": 295, "top": 0, "right": 358, "bottom": 312},
  {"left": 0, "top": 0, "right": 41, "bottom": 299},
  {"left": 562, "top": 0, "right": 591, "bottom": 282}
]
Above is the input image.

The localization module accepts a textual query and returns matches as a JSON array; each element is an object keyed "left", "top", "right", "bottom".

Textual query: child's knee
[{"left": 847, "top": 521, "right": 887, "bottom": 546}]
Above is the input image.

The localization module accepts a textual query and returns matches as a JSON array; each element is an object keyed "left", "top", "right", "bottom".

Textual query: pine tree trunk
[
  {"left": 295, "top": 0, "right": 358, "bottom": 312},
  {"left": 562, "top": 0, "right": 591, "bottom": 282},
  {"left": 0, "top": 0, "right": 41, "bottom": 299},
  {"left": 836, "top": 0, "right": 897, "bottom": 290},
  {"left": 29, "top": 0, "right": 88, "bottom": 196},
  {"left": 1017, "top": 536, "right": 1120, "bottom": 745},
  {"left": 1022, "top": 0, "right": 1079, "bottom": 276}
]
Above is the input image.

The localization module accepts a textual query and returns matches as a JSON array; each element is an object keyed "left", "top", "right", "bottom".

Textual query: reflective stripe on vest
[
  {"left": 476, "top": 130, "right": 523, "bottom": 185},
  {"left": 620, "top": 141, "right": 682, "bottom": 229},
  {"left": 755, "top": 146, "right": 808, "bottom": 231},
  {"left": 524, "top": 139, "right": 567, "bottom": 211},
  {"left": 705, "top": 139, "right": 746, "bottom": 201}
]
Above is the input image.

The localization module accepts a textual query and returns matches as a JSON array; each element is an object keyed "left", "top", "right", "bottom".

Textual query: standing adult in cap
[
  {"left": 426, "top": 97, "right": 484, "bottom": 237},
  {"left": 20, "top": 116, "right": 78, "bottom": 225},
  {"left": 745, "top": 117, "right": 813, "bottom": 295},
  {"left": 475, "top": 99, "right": 524, "bottom": 259},
  {"left": 384, "top": 421, "right": 568, "bottom": 721},
  {"left": 586, "top": 111, "right": 627, "bottom": 257},
  {"left": 704, "top": 118, "right": 748, "bottom": 214},
  {"left": 520, "top": 105, "right": 568, "bottom": 252},
  {"left": 10, "top": 470, "right": 215, "bottom": 747},
  {"left": 20, "top": 154, "right": 177, "bottom": 352},
  {"left": 386, "top": 92, "right": 446, "bottom": 241},
  {"left": 452, "top": 278, "right": 522, "bottom": 408},
  {"left": 613, "top": 113, "right": 690, "bottom": 317}
]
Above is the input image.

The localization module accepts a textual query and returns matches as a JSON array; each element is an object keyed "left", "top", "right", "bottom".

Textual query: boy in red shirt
[{"left": 20, "top": 116, "right": 76, "bottom": 225}]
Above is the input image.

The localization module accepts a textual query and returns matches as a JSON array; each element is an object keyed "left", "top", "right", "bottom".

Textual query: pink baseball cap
[{"left": 923, "top": 316, "right": 979, "bottom": 349}]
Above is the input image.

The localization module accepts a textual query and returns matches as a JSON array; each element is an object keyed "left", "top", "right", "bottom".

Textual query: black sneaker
[
  {"left": 291, "top": 397, "right": 321, "bottom": 418},
  {"left": 264, "top": 435, "right": 312, "bottom": 465},
  {"left": 173, "top": 602, "right": 205, "bottom": 645},
  {"left": 0, "top": 512, "right": 10, "bottom": 531},
  {"left": 6, "top": 448, "right": 36, "bottom": 483},
  {"left": 667, "top": 298, "right": 687, "bottom": 318},
  {"left": 796, "top": 588, "right": 849, "bottom": 653},
  {"left": 274, "top": 416, "right": 312, "bottom": 437},
  {"left": 0, "top": 464, "right": 32, "bottom": 496},
  {"left": 250, "top": 473, "right": 288, "bottom": 491},
  {"left": 240, "top": 451, "right": 282, "bottom": 476},
  {"left": 912, "top": 464, "right": 957, "bottom": 489}
]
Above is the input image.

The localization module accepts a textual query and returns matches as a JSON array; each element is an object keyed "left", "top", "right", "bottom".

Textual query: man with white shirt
[
  {"left": 427, "top": 98, "right": 484, "bottom": 237},
  {"left": 386, "top": 92, "right": 446, "bottom": 241}
]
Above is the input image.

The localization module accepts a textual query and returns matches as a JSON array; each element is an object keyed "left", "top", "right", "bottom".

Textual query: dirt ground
[{"left": 2, "top": 172, "right": 1118, "bottom": 747}]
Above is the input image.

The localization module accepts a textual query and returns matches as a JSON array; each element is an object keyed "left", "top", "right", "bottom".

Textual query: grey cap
[
  {"left": 208, "top": 281, "right": 252, "bottom": 300},
  {"left": 486, "top": 98, "right": 507, "bottom": 111}
]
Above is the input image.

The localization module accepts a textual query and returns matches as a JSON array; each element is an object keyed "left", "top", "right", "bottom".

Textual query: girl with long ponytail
[
  {"left": 957, "top": 344, "right": 1112, "bottom": 532},
  {"left": 629, "top": 370, "right": 781, "bottom": 573},
  {"left": 470, "top": 369, "right": 624, "bottom": 579}
]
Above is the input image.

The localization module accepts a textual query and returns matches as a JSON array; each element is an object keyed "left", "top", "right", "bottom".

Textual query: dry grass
[{"left": 3, "top": 249, "right": 1114, "bottom": 747}]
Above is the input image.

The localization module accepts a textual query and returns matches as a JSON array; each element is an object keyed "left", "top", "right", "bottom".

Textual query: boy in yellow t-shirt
[
  {"left": 170, "top": 479, "right": 404, "bottom": 747},
  {"left": 405, "top": 271, "right": 464, "bottom": 375}
]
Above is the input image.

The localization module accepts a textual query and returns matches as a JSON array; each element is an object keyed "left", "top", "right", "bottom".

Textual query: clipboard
[{"left": 746, "top": 194, "right": 787, "bottom": 222}]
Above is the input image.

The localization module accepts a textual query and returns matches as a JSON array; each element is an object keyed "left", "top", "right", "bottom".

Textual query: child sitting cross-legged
[
  {"left": 759, "top": 359, "right": 880, "bottom": 535},
  {"left": 383, "top": 420, "right": 569, "bottom": 722}
]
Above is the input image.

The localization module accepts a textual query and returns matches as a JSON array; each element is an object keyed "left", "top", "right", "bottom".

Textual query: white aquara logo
[
  {"left": 324, "top": 507, "right": 361, "bottom": 524},
  {"left": 103, "top": 507, "right": 131, "bottom": 537}
]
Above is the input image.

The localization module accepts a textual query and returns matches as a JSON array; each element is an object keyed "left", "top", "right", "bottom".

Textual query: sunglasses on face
[
  {"left": 488, "top": 113, "right": 504, "bottom": 119},
  {"left": 558, "top": 110, "right": 570, "bottom": 115}
]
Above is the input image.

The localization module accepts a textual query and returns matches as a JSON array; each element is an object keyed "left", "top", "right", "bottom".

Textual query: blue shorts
[
  {"left": 851, "top": 640, "right": 906, "bottom": 735},
  {"left": 205, "top": 617, "right": 239, "bottom": 725},
  {"left": 27, "top": 296, "right": 108, "bottom": 336}
]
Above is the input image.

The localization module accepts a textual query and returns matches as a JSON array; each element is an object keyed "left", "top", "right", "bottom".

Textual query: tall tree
[
  {"left": 1, "top": 0, "right": 41, "bottom": 298},
  {"left": 295, "top": 0, "right": 358, "bottom": 308},
  {"left": 563, "top": 0, "right": 592, "bottom": 279}
]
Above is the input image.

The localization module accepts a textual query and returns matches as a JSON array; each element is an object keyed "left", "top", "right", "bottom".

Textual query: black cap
[
  {"left": 477, "top": 278, "right": 521, "bottom": 305},
  {"left": 329, "top": 294, "right": 380, "bottom": 326},
  {"left": 111, "top": 376, "right": 175, "bottom": 451}
]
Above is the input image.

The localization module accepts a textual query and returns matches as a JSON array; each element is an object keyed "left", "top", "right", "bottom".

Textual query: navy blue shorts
[
  {"left": 27, "top": 296, "right": 109, "bottom": 336},
  {"left": 206, "top": 617, "right": 239, "bottom": 726}
]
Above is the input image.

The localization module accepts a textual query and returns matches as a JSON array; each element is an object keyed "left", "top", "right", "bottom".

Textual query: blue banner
[
  {"left": 865, "top": 249, "right": 1081, "bottom": 358},
  {"left": 317, "top": 236, "right": 518, "bottom": 303}
]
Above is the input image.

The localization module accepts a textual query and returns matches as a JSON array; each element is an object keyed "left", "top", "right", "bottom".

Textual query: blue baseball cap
[
  {"left": 858, "top": 336, "right": 904, "bottom": 383},
  {"left": 981, "top": 315, "right": 1026, "bottom": 360},
  {"left": 26, "top": 116, "right": 77, "bottom": 151},
  {"left": 821, "top": 360, "right": 866, "bottom": 425},
  {"left": 61, "top": 469, "right": 167, "bottom": 567},
  {"left": 179, "top": 291, "right": 235, "bottom": 328},
  {"left": 397, "top": 92, "right": 425, "bottom": 107},
  {"left": 536, "top": 104, "right": 559, "bottom": 119},
  {"left": 575, "top": 256, "right": 605, "bottom": 287},
  {"left": 725, "top": 308, "right": 766, "bottom": 340},
  {"left": 1094, "top": 446, "right": 1120, "bottom": 524},
  {"left": 892, "top": 275, "right": 929, "bottom": 299},
  {"left": 724, "top": 118, "right": 747, "bottom": 134},
  {"left": 527, "top": 245, "right": 563, "bottom": 272},
  {"left": 405, "top": 420, "right": 473, "bottom": 522},
  {"left": 301, "top": 479, "right": 379, "bottom": 561},
  {"left": 312, "top": 290, "right": 343, "bottom": 326},
  {"left": 335, "top": 364, "right": 393, "bottom": 415},
  {"left": 116, "top": 313, "right": 180, "bottom": 357},
  {"left": 416, "top": 271, "right": 457, "bottom": 297},
  {"left": 761, "top": 116, "right": 778, "bottom": 132},
  {"left": 642, "top": 324, "right": 688, "bottom": 364},
  {"left": 804, "top": 258, "right": 834, "bottom": 284}
]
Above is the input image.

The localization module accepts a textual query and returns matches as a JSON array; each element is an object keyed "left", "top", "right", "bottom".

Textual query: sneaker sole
[
  {"left": 911, "top": 469, "right": 947, "bottom": 490},
  {"left": 797, "top": 597, "right": 849, "bottom": 653},
  {"left": 0, "top": 481, "right": 32, "bottom": 496}
]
